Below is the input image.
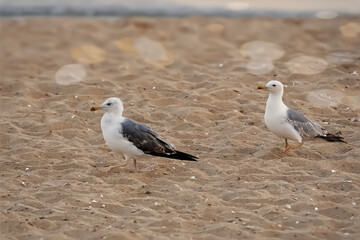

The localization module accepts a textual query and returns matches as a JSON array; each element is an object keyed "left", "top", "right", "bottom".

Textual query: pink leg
[
  {"left": 284, "top": 140, "right": 304, "bottom": 153},
  {"left": 133, "top": 159, "right": 137, "bottom": 173}
]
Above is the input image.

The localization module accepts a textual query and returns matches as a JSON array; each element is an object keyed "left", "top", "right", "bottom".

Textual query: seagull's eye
[
  {"left": 272, "top": 84, "right": 276, "bottom": 87},
  {"left": 106, "top": 103, "right": 112, "bottom": 106}
]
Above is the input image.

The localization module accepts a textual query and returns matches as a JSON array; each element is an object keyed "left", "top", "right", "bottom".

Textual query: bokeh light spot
[
  {"left": 71, "top": 45, "right": 106, "bottom": 64},
  {"left": 55, "top": 64, "right": 87, "bottom": 86},
  {"left": 114, "top": 38, "right": 138, "bottom": 56},
  {"left": 315, "top": 11, "right": 338, "bottom": 19},
  {"left": 307, "top": 89, "right": 344, "bottom": 107},
  {"left": 115, "top": 37, "right": 174, "bottom": 67},
  {"left": 134, "top": 37, "right": 167, "bottom": 61},
  {"left": 246, "top": 58, "right": 274, "bottom": 75},
  {"left": 240, "top": 41, "right": 285, "bottom": 60},
  {"left": 340, "top": 22, "right": 360, "bottom": 38},
  {"left": 286, "top": 55, "right": 327, "bottom": 75},
  {"left": 326, "top": 50, "right": 358, "bottom": 65}
]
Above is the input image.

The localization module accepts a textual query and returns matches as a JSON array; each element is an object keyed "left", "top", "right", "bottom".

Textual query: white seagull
[
  {"left": 91, "top": 97, "right": 197, "bottom": 172},
  {"left": 258, "top": 80, "right": 345, "bottom": 153}
]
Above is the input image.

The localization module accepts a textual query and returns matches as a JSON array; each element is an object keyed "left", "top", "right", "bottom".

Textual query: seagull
[
  {"left": 258, "top": 80, "right": 345, "bottom": 153},
  {"left": 91, "top": 97, "right": 197, "bottom": 172}
]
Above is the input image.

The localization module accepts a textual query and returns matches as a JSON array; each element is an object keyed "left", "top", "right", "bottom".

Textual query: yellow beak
[
  {"left": 90, "top": 106, "right": 101, "bottom": 111},
  {"left": 257, "top": 85, "right": 267, "bottom": 90}
]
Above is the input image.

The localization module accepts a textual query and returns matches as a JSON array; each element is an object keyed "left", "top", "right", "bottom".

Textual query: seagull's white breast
[
  {"left": 100, "top": 113, "right": 144, "bottom": 158},
  {"left": 265, "top": 98, "right": 302, "bottom": 142}
]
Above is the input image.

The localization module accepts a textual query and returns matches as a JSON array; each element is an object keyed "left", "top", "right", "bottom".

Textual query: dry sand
[{"left": 0, "top": 17, "right": 360, "bottom": 240}]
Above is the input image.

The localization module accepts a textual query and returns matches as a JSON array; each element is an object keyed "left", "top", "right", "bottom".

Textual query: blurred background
[{"left": 1, "top": 0, "right": 359, "bottom": 17}]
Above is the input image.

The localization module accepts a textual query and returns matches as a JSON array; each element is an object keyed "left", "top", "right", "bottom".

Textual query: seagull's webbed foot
[
  {"left": 98, "top": 160, "right": 130, "bottom": 172},
  {"left": 284, "top": 140, "right": 304, "bottom": 153}
]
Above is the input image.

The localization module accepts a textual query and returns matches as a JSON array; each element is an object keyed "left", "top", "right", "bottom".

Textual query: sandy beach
[{"left": 0, "top": 17, "right": 359, "bottom": 239}]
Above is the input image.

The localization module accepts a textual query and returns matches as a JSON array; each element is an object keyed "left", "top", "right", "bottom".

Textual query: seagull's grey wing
[
  {"left": 120, "top": 118, "right": 176, "bottom": 154},
  {"left": 286, "top": 108, "right": 325, "bottom": 138}
]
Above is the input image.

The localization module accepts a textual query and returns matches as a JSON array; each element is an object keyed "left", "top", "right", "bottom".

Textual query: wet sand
[{"left": 0, "top": 17, "right": 360, "bottom": 240}]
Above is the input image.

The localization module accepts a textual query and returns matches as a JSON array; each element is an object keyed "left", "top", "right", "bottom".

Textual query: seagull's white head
[
  {"left": 91, "top": 97, "right": 124, "bottom": 116},
  {"left": 265, "top": 80, "right": 284, "bottom": 97},
  {"left": 100, "top": 97, "right": 124, "bottom": 114}
]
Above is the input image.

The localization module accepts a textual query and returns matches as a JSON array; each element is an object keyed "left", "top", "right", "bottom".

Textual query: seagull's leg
[
  {"left": 284, "top": 140, "right": 304, "bottom": 153},
  {"left": 98, "top": 156, "right": 130, "bottom": 172},
  {"left": 133, "top": 159, "right": 137, "bottom": 173},
  {"left": 284, "top": 139, "right": 289, "bottom": 151}
]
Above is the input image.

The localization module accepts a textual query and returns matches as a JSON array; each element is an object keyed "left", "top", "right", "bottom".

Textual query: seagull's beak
[
  {"left": 257, "top": 85, "right": 267, "bottom": 90},
  {"left": 90, "top": 106, "right": 101, "bottom": 111}
]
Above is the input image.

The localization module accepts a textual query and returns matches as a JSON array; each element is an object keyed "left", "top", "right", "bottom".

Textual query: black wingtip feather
[
  {"left": 316, "top": 133, "right": 346, "bottom": 143},
  {"left": 147, "top": 151, "right": 198, "bottom": 161}
]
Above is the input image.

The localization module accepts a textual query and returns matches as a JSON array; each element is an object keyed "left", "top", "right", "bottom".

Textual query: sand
[{"left": 0, "top": 17, "right": 359, "bottom": 240}]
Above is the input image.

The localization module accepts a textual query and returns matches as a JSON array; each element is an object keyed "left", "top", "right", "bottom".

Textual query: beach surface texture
[{"left": 1, "top": 17, "right": 359, "bottom": 239}]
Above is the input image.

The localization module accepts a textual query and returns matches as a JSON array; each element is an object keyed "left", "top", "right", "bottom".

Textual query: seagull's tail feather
[
  {"left": 148, "top": 151, "right": 198, "bottom": 161},
  {"left": 316, "top": 133, "right": 346, "bottom": 143}
]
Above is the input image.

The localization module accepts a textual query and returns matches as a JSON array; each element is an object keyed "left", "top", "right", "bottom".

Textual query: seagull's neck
[
  {"left": 266, "top": 92, "right": 287, "bottom": 110},
  {"left": 105, "top": 107, "right": 123, "bottom": 120}
]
